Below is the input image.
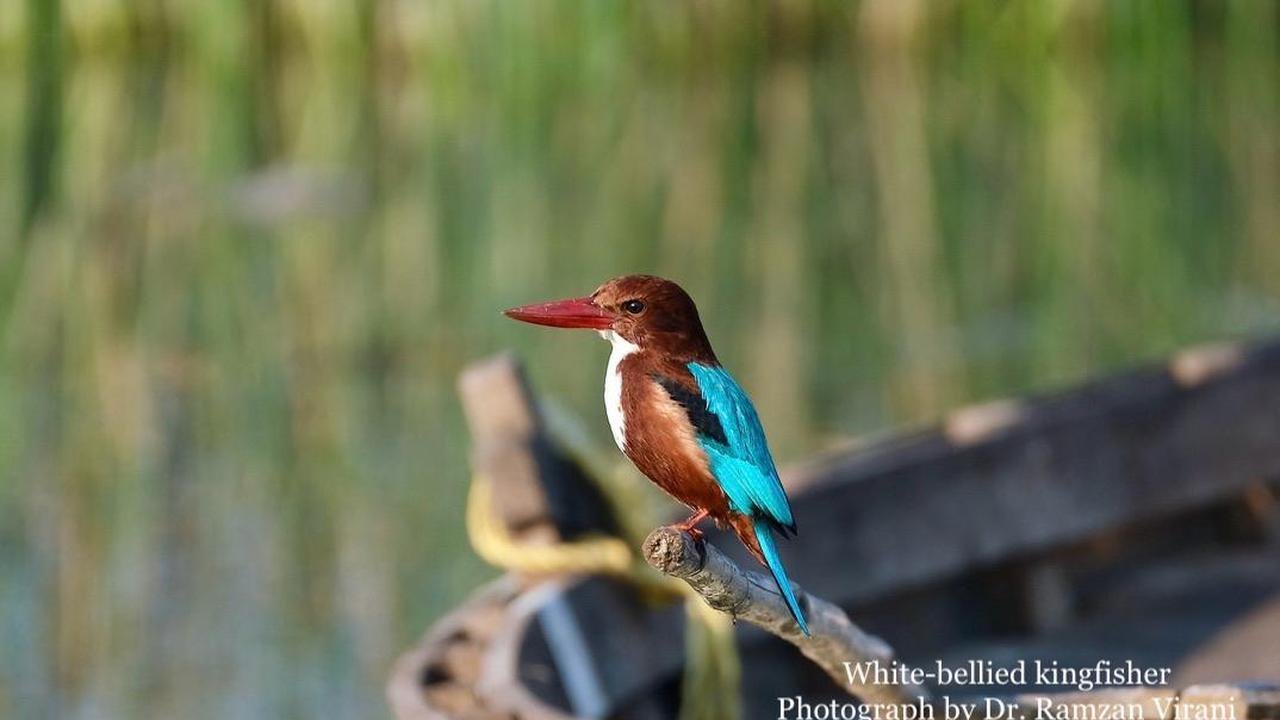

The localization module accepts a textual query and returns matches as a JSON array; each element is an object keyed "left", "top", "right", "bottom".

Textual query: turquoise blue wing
[
  {"left": 673, "top": 363, "right": 809, "bottom": 635},
  {"left": 686, "top": 363, "right": 795, "bottom": 531}
]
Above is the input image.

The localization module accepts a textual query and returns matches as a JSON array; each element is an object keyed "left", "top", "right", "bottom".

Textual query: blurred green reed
[{"left": 0, "top": 0, "right": 1277, "bottom": 717}]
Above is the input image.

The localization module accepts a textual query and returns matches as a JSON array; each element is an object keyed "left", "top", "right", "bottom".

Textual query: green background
[{"left": 1, "top": 1, "right": 1277, "bottom": 717}]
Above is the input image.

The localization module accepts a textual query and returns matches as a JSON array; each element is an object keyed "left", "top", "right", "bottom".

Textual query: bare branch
[{"left": 642, "top": 526, "right": 930, "bottom": 706}]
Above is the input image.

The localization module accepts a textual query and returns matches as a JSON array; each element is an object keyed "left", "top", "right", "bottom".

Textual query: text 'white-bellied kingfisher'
[{"left": 505, "top": 274, "right": 809, "bottom": 635}]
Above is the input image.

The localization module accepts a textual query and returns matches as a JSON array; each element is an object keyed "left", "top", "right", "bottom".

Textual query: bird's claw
[
  {"left": 672, "top": 508, "right": 709, "bottom": 541},
  {"left": 667, "top": 520, "right": 705, "bottom": 541}
]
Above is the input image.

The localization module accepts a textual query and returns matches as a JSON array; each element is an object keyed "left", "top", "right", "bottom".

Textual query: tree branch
[{"left": 642, "top": 526, "right": 930, "bottom": 706}]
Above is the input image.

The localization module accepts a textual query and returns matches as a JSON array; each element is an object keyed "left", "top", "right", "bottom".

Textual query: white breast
[{"left": 601, "top": 330, "right": 639, "bottom": 453}]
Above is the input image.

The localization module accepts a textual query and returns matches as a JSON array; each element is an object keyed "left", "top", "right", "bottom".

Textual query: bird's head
[{"left": 504, "top": 274, "right": 716, "bottom": 361}]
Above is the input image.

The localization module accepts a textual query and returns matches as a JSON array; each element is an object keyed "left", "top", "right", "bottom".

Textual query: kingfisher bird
[{"left": 504, "top": 274, "right": 809, "bottom": 635}]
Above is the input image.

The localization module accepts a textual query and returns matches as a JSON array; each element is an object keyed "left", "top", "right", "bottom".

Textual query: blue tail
[{"left": 753, "top": 520, "right": 810, "bottom": 636}]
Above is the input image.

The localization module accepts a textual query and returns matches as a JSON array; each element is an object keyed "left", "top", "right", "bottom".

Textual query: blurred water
[{"left": 0, "top": 1, "right": 1277, "bottom": 717}]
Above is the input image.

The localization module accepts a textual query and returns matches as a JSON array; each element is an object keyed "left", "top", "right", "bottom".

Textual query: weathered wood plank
[
  {"left": 741, "top": 341, "right": 1280, "bottom": 607},
  {"left": 458, "top": 354, "right": 619, "bottom": 540}
]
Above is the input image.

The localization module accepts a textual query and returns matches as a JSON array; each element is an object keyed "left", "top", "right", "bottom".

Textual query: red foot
[{"left": 673, "top": 508, "right": 709, "bottom": 540}]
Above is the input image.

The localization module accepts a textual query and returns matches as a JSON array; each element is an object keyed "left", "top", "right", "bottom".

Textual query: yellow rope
[
  {"left": 466, "top": 476, "right": 634, "bottom": 576},
  {"left": 465, "top": 470, "right": 740, "bottom": 720}
]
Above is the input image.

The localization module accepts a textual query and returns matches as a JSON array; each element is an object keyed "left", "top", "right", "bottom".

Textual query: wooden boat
[{"left": 389, "top": 341, "right": 1280, "bottom": 720}]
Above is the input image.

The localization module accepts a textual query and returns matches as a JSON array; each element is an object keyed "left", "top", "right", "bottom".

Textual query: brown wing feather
[{"left": 617, "top": 353, "right": 732, "bottom": 521}]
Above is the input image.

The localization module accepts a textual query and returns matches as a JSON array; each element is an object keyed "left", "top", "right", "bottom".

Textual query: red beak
[{"left": 503, "top": 295, "right": 615, "bottom": 330}]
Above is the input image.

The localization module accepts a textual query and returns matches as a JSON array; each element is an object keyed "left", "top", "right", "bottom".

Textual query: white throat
[{"left": 600, "top": 330, "right": 639, "bottom": 453}]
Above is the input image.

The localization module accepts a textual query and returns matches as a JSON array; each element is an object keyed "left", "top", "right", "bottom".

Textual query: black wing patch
[{"left": 651, "top": 373, "right": 728, "bottom": 446}]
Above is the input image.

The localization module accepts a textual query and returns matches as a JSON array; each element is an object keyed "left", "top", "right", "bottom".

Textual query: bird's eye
[{"left": 621, "top": 299, "right": 646, "bottom": 315}]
